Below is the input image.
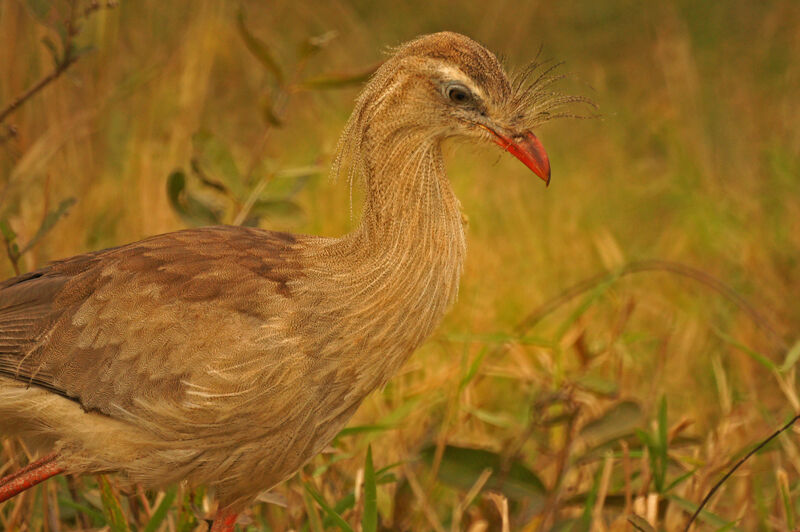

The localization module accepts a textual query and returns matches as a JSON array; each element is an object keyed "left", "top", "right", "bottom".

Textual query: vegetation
[{"left": 1, "top": 0, "right": 799, "bottom": 530}]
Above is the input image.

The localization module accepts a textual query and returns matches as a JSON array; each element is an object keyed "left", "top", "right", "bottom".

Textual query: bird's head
[{"left": 340, "top": 32, "right": 587, "bottom": 186}]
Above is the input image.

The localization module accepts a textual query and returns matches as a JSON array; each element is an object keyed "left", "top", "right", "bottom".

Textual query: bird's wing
[{"left": 0, "top": 225, "right": 303, "bottom": 418}]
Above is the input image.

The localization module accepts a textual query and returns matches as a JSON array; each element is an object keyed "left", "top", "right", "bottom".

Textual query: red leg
[
  {"left": 209, "top": 508, "right": 238, "bottom": 532},
  {"left": 0, "top": 454, "right": 64, "bottom": 503},
  {"left": 0, "top": 453, "right": 58, "bottom": 485}
]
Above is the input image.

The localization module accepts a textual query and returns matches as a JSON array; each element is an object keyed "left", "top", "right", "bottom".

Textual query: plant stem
[{"left": 0, "top": 56, "right": 78, "bottom": 126}]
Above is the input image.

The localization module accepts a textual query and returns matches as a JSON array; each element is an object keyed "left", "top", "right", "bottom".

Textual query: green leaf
[
  {"left": 42, "top": 36, "right": 61, "bottom": 67},
  {"left": 574, "top": 373, "right": 619, "bottom": 396},
  {"left": 55, "top": 21, "right": 69, "bottom": 55},
  {"left": 0, "top": 219, "right": 17, "bottom": 242},
  {"left": 780, "top": 339, "right": 800, "bottom": 373},
  {"left": 236, "top": 9, "right": 283, "bottom": 83},
  {"left": 420, "top": 444, "right": 546, "bottom": 506},
  {"left": 191, "top": 131, "right": 245, "bottom": 198},
  {"left": 166, "top": 170, "right": 222, "bottom": 226},
  {"left": 466, "top": 407, "right": 514, "bottom": 428},
  {"left": 579, "top": 400, "right": 643, "bottom": 447},
  {"left": 20, "top": 197, "right": 77, "bottom": 254},
  {"left": 713, "top": 327, "right": 777, "bottom": 372},
  {"left": 362, "top": 445, "right": 378, "bottom": 532},
  {"left": 249, "top": 199, "right": 303, "bottom": 219},
  {"left": 303, "top": 482, "right": 354, "bottom": 532},
  {"left": 167, "top": 169, "right": 187, "bottom": 203},
  {"left": 143, "top": 487, "right": 177, "bottom": 532},
  {"left": 97, "top": 475, "right": 131, "bottom": 532}
]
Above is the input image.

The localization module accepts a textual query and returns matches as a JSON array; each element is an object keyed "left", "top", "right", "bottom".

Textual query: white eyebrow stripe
[{"left": 431, "top": 62, "right": 487, "bottom": 101}]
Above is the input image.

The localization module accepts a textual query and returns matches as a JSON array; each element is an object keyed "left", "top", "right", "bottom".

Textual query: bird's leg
[
  {"left": 0, "top": 453, "right": 64, "bottom": 503},
  {"left": 0, "top": 453, "right": 57, "bottom": 484},
  {"left": 209, "top": 508, "right": 238, "bottom": 532}
]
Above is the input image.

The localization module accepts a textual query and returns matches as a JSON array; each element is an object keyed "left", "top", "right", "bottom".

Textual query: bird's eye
[{"left": 446, "top": 84, "right": 471, "bottom": 104}]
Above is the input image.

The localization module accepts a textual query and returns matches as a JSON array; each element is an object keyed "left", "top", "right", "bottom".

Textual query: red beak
[{"left": 488, "top": 129, "right": 551, "bottom": 186}]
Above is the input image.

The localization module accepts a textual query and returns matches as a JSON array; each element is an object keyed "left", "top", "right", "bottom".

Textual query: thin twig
[
  {"left": 0, "top": 0, "right": 117, "bottom": 126},
  {"left": 683, "top": 413, "right": 800, "bottom": 531},
  {"left": 0, "top": 58, "right": 77, "bottom": 125}
]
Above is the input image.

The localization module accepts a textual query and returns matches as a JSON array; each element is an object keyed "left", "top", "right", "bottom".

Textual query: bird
[{"left": 0, "top": 31, "right": 565, "bottom": 531}]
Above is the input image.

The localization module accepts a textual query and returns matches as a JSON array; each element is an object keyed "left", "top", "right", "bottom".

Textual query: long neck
[
  {"left": 350, "top": 127, "right": 465, "bottom": 255},
  {"left": 304, "top": 123, "right": 467, "bottom": 392}
]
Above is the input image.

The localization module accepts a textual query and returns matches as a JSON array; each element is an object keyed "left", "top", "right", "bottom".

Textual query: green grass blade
[
  {"left": 337, "top": 424, "right": 392, "bottom": 437},
  {"left": 555, "top": 279, "right": 614, "bottom": 341},
  {"left": 57, "top": 497, "right": 106, "bottom": 525},
  {"left": 459, "top": 345, "right": 489, "bottom": 391},
  {"left": 656, "top": 396, "right": 668, "bottom": 492},
  {"left": 143, "top": 487, "right": 177, "bottom": 532},
  {"left": 363, "top": 445, "right": 378, "bottom": 532},
  {"left": 713, "top": 327, "right": 777, "bottom": 372},
  {"left": 304, "top": 481, "right": 354, "bottom": 532},
  {"left": 667, "top": 494, "right": 741, "bottom": 530},
  {"left": 780, "top": 338, "right": 800, "bottom": 373},
  {"left": 302, "top": 484, "right": 325, "bottom": 532},
  {"left": 664, "top": 468, "right": 697, "bottom": 493},
  {"left": 97, "top": 475, "right": 131, "bottom": 532}
]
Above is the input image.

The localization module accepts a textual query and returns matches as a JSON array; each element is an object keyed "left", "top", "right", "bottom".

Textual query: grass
[{"left": 1, "top": 0, "right": 799, "bottom": 530}]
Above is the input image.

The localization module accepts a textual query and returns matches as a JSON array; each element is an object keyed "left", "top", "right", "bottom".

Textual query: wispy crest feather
[{"left": 509, "top": 53, "right": 598, "bottom": 130}]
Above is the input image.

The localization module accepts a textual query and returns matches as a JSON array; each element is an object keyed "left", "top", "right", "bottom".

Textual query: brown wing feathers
[
  {"left": 0, "top": 268, "right": 78, "bottom": 400},
  {"left": 0, "top": 226, "right": 300, "bottom": 413}
]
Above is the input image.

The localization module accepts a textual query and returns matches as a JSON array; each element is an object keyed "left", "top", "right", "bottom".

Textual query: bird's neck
[
  {"left": 309, "top": 128, "right": 467, "bottom": 389},
  {"left": 358, "top": 132, "right": 464, "bottom": 246},
  {"left": 345, "top": 128, "right": 467, "bottom": 290}
]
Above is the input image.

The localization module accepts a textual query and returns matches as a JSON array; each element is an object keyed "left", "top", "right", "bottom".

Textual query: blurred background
[{"left": 1, "top": 1, "right": 799, "bottom": 530}]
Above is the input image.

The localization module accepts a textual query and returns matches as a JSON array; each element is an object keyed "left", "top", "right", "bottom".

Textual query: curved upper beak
[{"left": 483, "top": 127, "right": 551, "bottom": 186}]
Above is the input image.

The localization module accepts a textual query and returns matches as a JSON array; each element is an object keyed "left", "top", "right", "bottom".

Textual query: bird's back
[{"left": 0, "top": 225, "right": 303, "bottom": 414}]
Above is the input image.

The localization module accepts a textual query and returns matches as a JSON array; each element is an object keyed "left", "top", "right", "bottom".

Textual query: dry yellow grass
[{"left": 1, "top": 1, "right": 799, "bottom": 530}]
